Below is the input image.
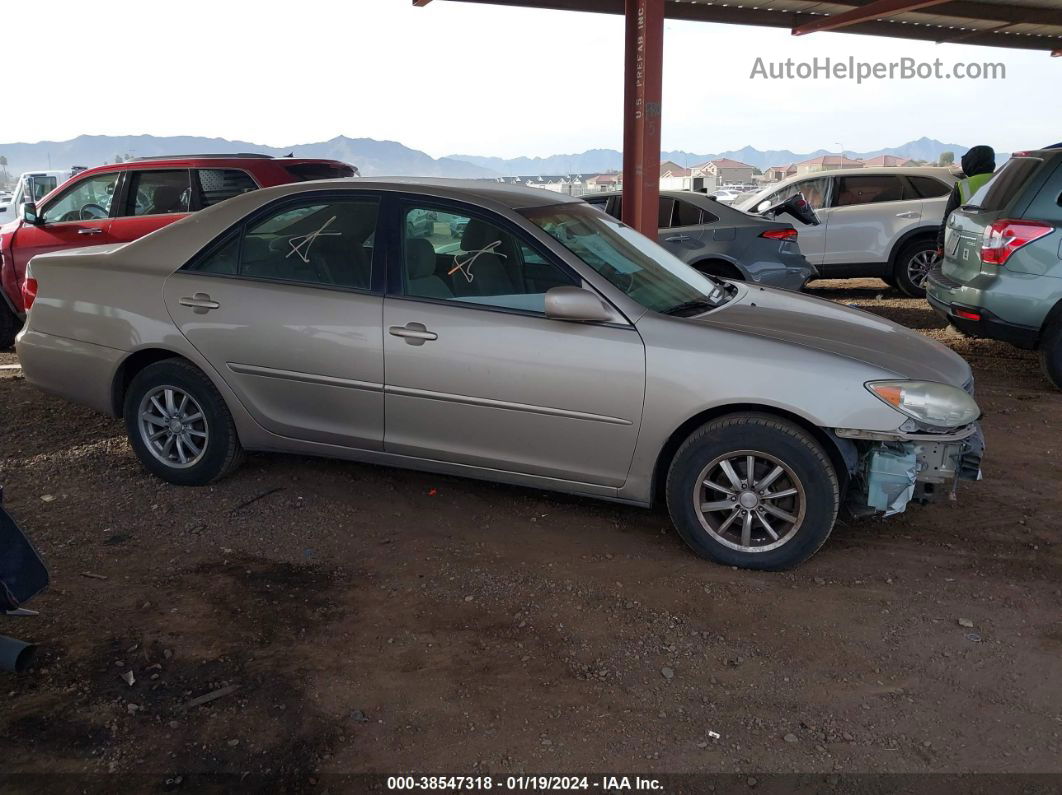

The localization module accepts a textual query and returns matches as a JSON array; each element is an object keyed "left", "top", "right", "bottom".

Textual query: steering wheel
[{"left": 79, "top": 203, "right": 108, "bottom": 221}]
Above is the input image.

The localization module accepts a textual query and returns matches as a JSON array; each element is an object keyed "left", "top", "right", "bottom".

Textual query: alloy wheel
[
  {"left": 692, "top": 450, "right": 806, "bottom": 553},
  {"left": 907, "top": 248, "right": 940, "bottom": 287},
  {"left": 137, "top": 386, "right": 209, "bottom": 469}
]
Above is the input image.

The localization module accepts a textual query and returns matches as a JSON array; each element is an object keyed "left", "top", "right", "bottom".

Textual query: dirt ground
[{"left": 1, "top": 279, "right": 1060, "bottom": 789}]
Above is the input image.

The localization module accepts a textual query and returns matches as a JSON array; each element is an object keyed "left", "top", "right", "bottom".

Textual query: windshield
[{"left": 521, "top": 203, "right": 725, "bottom": 315}]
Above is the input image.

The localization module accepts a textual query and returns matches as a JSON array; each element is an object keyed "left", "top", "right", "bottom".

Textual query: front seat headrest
[{"left": 460, "top": 219, "right": 505, "bottom": 253}]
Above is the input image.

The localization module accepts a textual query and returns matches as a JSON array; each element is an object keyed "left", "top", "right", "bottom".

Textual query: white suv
[{"left": 737, "top": 167, "right": 958, "bottom": 296}]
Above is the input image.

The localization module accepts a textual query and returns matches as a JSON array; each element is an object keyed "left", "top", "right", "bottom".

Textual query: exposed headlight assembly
[{"left": 866, "top": 380, "right": 980, "bottom": 430}]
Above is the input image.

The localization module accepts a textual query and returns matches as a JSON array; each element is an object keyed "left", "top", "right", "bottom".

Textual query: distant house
[
  {"left": 860, "top": 154, "right": 915, "bottom": 168},
  {"left": 585, "top": 172, "right": 622, "bottom": 192},
  {"left": 659, "top": 161, "right": 692, "bottom": 191},
  {"left": 764, "top": 164, "right": 796, "bottom": 182},
  {"left": 793, "top": 155, "right": 865, "bottom": 175},
  {"left": 691, "top": 158, "right": 756, "bottom": 186}
]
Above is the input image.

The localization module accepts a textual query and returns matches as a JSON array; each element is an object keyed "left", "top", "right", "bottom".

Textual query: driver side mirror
[
  {"left": 21, "top": 202, "right": 40, "bottom": 225},
  {"left": 545, "top": 286, "right": 614, "bottom": 323}
]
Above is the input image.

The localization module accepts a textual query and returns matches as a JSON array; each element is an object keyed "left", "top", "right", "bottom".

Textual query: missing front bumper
[{"left": 841, "top": 423, "right": 984, "bottom": 517}]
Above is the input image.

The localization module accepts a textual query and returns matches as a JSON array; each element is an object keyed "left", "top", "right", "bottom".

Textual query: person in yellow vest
[{"left": 937, "top": 145, "right": 995, "bottom": 252}]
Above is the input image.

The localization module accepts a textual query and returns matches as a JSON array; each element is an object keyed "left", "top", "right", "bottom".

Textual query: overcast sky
[{"left": 3, "top": 0, "right": 1058, "bottom": 157}]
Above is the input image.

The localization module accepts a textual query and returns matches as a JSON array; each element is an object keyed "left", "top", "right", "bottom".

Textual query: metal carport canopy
[{"left": 417, "top": 0, "right": 1062, "bottom": 237}]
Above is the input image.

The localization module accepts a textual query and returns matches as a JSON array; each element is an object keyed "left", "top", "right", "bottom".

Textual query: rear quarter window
[
  {"left": 195, "top": 169, "right": 259, "bottom": 207},
  {"left": 283, "top": 163, "right": 357, "bottom": 181},
  {"left": 907, "top": 176, "right": 951, "bottom": 199}
]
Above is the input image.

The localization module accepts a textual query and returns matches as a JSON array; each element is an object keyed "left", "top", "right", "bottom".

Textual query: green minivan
[{"left": 927, "top": 148, "right": 1062, "bottom": 386}]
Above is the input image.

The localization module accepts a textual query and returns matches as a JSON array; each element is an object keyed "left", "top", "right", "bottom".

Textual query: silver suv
[{"left": 737, "top": 167, "right": 958, "bottom": 296}]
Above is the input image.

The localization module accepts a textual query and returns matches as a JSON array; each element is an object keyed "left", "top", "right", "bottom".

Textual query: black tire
[
  {"left": 694, "top": 260, "right": 744, "bottom": 281},
  {"left": 123, "top": 358, "right": 244, "bottom": 485},
  {"left": 1039, "top": 319, "right": 1062, "bottom": 390},
  {"left": 665, "top": 413, "right": 839, "bottom": 570},
  {"left": 892, "top": 239, "right": 939, "bottom": 298},
  {"left": 0, "top": 300, "right": 21, "bottom": 351},
  {"left": 881, "top": 274, "right": 897, "bottom": 289}
]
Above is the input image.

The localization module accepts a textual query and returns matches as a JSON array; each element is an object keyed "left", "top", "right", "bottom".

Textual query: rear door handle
[
  {"left": 665, "top": 234, "right": 692, "bottom": 242},
  {"left": 389, "top": 322, "right": 437, "bottom": 345},
  {"left": 78, "top": 227, "right": 105, "bottom": 235},
  {"left": 895, "top": 211, "right": 920, "bottom": 219},
  {"left": 178, "top": 292, "right": 220, "bottom": 313}
]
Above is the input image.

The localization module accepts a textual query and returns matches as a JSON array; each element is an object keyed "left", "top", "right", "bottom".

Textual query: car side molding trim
[
  {"left": 385, "top": 384, "right": 634, "bottom": 426},
  {"left": 227, "top": 362, "right": 383, "bottom": 393}
]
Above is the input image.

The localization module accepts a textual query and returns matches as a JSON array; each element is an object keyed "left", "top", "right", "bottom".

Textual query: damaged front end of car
[{"left": 831, "top": 378, "right": 984, "bottom": 517}]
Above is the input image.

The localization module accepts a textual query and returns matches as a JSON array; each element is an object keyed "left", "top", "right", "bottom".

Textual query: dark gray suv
[{"left": 583, "top": 190, "right": 817, "bottom": 291}]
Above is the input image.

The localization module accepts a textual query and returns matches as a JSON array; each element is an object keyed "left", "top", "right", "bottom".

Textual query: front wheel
[
  {"left": 123, "top": 359, "right": 244, "bottom": 485},
  {"left": 0, "top": 300, "right": 21, "bottom": 350},
  {"left": 893, "top": 239, "right": 940, "bottom": 298},
  {"left": 666, "top": 414, "right": 839, "bottom": 570}
]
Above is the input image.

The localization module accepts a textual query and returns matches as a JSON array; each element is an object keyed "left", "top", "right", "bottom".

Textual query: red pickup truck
[{"left": 0, "top": 154, "right": 357, "bottom": 347}]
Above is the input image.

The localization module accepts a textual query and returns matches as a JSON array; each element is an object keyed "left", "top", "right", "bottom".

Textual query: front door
[
  {"left": 163, "top": 194, "right": 385, "bottom": 448},
  {"left": 11, "top": 171, "right": 121, "bottom": 306},
  {"left": 383, "top": 200, "right": 645, "bottom": 487}
]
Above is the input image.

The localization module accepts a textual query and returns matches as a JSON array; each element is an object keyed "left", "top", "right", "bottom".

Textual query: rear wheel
[
  {"left": 665, "top": 414, "right": 839, "bottom": 570},
  {"left": 123, "top": 359, "right": 244, "bottom": 485},
  {"left": 1039, "top": 319, "right": 1062, "bottom": 390},
  {"left": 893, "top": 239, "right": 940, "bottom": 298},
  {"left": 0, "top": 301, "right": 21, "bottom": 350}
]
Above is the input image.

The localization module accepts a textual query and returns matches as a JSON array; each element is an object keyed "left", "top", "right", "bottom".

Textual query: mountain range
[{"left": 0, "top": 134, "right": 969, "bottom": 180}]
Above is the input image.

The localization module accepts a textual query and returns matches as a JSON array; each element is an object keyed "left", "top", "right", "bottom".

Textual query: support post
[{"left": 621, "top": 0, "right": 664, "bottom": 239}]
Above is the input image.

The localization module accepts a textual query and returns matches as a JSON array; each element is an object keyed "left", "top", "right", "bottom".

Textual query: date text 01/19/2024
[{"left": 386, "top": 775, "right": 664, "bottom": 791}]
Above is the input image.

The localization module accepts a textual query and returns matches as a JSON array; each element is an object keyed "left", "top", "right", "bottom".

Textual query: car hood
[{"left": 693, "top": 285, "right": 972, "bottom": 386}]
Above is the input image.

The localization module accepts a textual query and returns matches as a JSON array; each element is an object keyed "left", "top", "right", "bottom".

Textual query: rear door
[
  {"left": 163, "top": 192, "right": 385, "bottom": 448},
  {"left": 823, "top": 174, "right": 915, "bottom": 267},
  {"left": 659, "top": 197, "right": 712, "bottom": 258},
  {"left": 109, "top": 168, "right": 193, "bottom": 244}
]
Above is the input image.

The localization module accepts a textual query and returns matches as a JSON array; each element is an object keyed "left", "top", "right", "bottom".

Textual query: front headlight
[{"left": 866, "top": 380, "right": 980, "bottom": 429}]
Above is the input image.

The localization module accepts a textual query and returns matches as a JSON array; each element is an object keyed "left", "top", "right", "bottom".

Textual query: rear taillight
[
  {"left": 761, "top": 228, "right": 798, "bottom": 241},
  {"left": 23, "top": 276, "right": 37, "bottom": 311},
  {"left": 954, "top": 308, "right": 982, "bottom": 321},
  {"left": 980, "top": 219, "right": 1053, "bottom": 266}
]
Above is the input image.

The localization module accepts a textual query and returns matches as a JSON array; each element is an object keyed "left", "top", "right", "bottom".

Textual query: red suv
[{"left": 0, "top": 154, "right": 357, "bottom": 347}]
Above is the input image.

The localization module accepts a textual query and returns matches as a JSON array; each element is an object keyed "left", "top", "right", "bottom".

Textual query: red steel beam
[
  {"left": 621, "top": 0, "right": 664, "bottom": 239},
  {"left": 792, "top": 0, "right": 952, "bottom": 36}
]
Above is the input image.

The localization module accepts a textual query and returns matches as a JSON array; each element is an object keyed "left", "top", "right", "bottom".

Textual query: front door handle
[
  {"left": 389, "top": 322, "right": 438, "bottom": 346},
  {"left": 178, "top": 292, "right": 221, "bottom": 313},
  {"left": 895, "top": 211, "right": 920, "bottom": 219},
  {"left": 78, "top": 227, "right": 105, "bottom": 235}
]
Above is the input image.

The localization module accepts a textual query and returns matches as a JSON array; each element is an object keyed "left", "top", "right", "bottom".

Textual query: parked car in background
[
  {"left": 711, "top": 189, "right": 744, "bottom": 204},
  {"left": 0, "top": 170, "right": 80, "bottom": 223},
  {"left": 927, "top": 148, "right": 1062, "bottom": 387},
  {"left": 0, "top": 154, "right": 358, "bottom": 348},
  {"left": 736, "top": 167, "right": 958, "bottom": 297},
  {"left": 583, "top": 190, "right": 817, "bottom": 291},
  {"left": 17, "top": 178, "right": 983, "bottom": 570}
]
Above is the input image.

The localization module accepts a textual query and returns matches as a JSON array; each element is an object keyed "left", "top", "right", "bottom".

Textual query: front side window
[
  {"left": 763, "top": 178, "right": 829, "bottom": 211},
  {"left": 523, "top": 203, "right": 725, "bottom": 316},
  {"left": 195, "top": 169, "right": 258, "bottom": 207},
  {"left": 190, "top": 198, "right": 378, "bottom": 290},
  {"left": 123, "top": 170, "right": 191, "bottom": 216},
  {"left": 834, "top": 175, "right": 904, "bottom": 207},
  {"left": 400, "top": 206, "right": 575, "bottom": 313},
  {"left": 40, "top": 172, "right": 119, "bottom": 223}
]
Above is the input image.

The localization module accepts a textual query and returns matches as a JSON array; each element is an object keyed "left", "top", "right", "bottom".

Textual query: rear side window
[
  {"left": 971, "top": 157, "right": 1043, "bottom": 212},
  {"left": 283, "top": 163, "right": 357, "bottom": 181},
  {"left": 189, "top": 198, "right": 379, "bottom": 290},
  {"left": 195, "top": 169, "right": 258, "bottom": 207},
  {"left": 834, "top": 175, "right": 903, "bottom": 207},
  {"left": 907, "top": 176, "right": 951, "bottom": 199},
  {"left": 674, "top": 199, "right": 716, "bottom": 226},
  {"left": 123, "top": 170, "right": 191, "bottom": 216}
]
